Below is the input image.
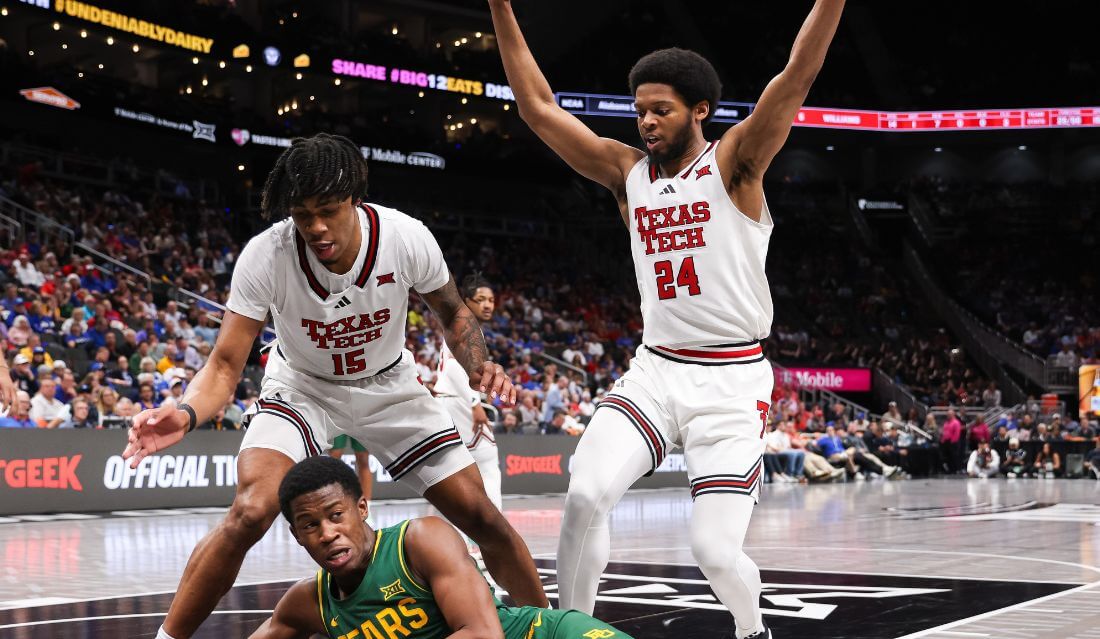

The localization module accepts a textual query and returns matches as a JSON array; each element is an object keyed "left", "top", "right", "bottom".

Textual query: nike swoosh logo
[{"left": 526, "top": 611, "right": 543, "bottom": 639}]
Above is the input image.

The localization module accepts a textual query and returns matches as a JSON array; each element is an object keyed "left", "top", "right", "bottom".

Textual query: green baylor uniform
[{"left": 316, "top": 520, "right": 632, "bottom": 639}]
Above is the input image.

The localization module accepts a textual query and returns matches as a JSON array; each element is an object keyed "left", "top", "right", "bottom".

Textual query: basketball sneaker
[{"left": 724, "top": 619, "right": 772, "bottom": 639}]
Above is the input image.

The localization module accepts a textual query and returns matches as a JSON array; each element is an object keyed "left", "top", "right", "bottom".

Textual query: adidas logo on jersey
[
  {"left": 334, "top": 296, "right": 352, "bottom": 309},
  {"left": 658, "top": 184, "right": 677, "bottom": 196}
]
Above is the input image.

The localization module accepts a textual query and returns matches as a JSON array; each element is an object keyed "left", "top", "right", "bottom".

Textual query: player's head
[
  {"left": 279, "top": 455, "right": 370, "bottom": 576},
  {"left": 261, "top": 133, "right": 368, "bottom": 266},
  {"left": 460, "top": 272, "right": 495, "bottom": 323},
  {"left": 629, "top": 48, "right": 721, "bottom": 163}
]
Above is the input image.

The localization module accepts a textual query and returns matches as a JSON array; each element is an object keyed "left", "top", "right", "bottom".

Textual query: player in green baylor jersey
[{"left": 250, "top": 456, "right": 633, "bottom": 639}]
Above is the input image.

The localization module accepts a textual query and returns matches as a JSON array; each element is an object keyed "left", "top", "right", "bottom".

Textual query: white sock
[
  {"left": 156, "top": 625, "right": 178, "bottom": 639},
  {"left": 691, "top": 494, "right": 764, "bottom": 638}
]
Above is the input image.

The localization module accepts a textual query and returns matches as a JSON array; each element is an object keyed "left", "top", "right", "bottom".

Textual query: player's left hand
[{"left": 471, "top": 361, "right": 516, "bottom": 405}]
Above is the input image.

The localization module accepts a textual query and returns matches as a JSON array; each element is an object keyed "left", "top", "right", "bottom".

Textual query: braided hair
[
  {"left": 460, "top": 271, "right": 493, "bottom": 300},
  {"left": 260, "top": 133, "right": 369, "bottom": 220}
]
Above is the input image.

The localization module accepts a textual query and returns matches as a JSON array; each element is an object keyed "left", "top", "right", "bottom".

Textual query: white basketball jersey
[
  {"left": 226, "top": 204, "right": 449, "bottom": 381},
  {"left": 433, "top": 341, "right": 478, "bottom": 407},
  {"left": 624, "top": 140, "right": 774, "bottom": 348}
]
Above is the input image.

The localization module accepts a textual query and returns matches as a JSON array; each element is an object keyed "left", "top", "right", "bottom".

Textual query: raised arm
[
  {"left": 248, "top": 578, "right": 326, "bottom": 639},
  {"left": 404, "top": 517, "right": 505, "bottom": 639},
  {"left": 719, "top": 0, "right": 845, "bottom": 188},
  {"left": 422, "top": 277, "right": 516, "bottom": 404},
  {"left": 488, "top": 0, "right": 642, "bottom": 194}
]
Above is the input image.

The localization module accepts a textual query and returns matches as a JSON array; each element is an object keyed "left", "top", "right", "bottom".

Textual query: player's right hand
[{"left": 122, "top": 403, "right": 190, "bottom": 469}]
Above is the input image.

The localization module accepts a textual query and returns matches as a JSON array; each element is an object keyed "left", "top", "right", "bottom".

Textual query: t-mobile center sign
[{"left": 775, "top": 367, "right": 871, "bottom": 392}]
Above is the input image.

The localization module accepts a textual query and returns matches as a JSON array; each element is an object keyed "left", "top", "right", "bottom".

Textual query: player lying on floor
[{"left": 249, "top": 455, "right": 632, "bottom": 639}]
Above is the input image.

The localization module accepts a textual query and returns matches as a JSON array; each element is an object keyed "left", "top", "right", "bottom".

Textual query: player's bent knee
[
  {"left": 223, "top": 494, "right": 279, "bottom": 543},
  {"left": 564, "top": 479, "right": 613, "bottom": 522}
]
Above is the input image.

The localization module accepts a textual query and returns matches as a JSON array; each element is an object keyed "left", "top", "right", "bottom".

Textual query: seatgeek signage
[{"left": 0, "top": 432, "right": 685, "bottom": 515}]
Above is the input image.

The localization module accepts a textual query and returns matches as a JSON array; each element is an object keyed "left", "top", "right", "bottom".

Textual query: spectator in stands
[
  {"left": 136, "top": 381, "right": 158, "bottom": 410},
  {"left": 1, "top": 283, "right": 22, "bottom": 313},
  {"left": 842, "top": 425, "right": 899, "bottom": 478},
  {"left": 966, "top": 442, "right": 1000, "bottom": 478},
  {"left": 553, "top": 409, "right": 585, "bottom": 436},
  {"left": 764, "top": 423, "right": 798, "bottom": 483},
  {"left": 63, "top": 319, "right": 91, "bottom": 350},
  {"left": 1000, "top": 438, "right": 1028, "bottom": 477},
  {"left": 96, "top": 386, "right": 124, "bottom": 428},
  {"left": 941, "top": 408, "right": 963, "bottom": 473},
  {"left": 61, "top": 307, "right": 87, "bottom": 335},
  {"left": 194, "top": 313, "right": 218, "bottom": 345},
  {"left": 29, "top": 377, "right": 68, "bottom": 428},
  {"left": 541, "top": 376, "right": 568, "bottom": 426},
  {"left": 1035, "top": 423, "right": 1051, "bottom": 442},
  {"left": 500, "top": 412, "right": 520, "bottom": 434},
  {"left": 1048, "top": 414, "right": 1065, "bottom": 439},
  {"left": 0, "top": 390, "right": 35, "bottom": 428},
  {"left": 577, "top": 390, "right": 596, "bottom": 422},
  {"left": 1078, "top": 417, "right": 1097, "bottom": 440},
  {"left": 882, "top": 402, "right": 904, "bottom": 427},
  {"left": 55, "top": 368, "right": 76, "bottom": 403},
  {"left": 1053, "top": 344, "right": 1079, "bottom": 369},
  {"left": 24, "top": 342, "right": 52, "bottom": 371},
  {"left": 1031, "top": 442, "right": 1061, "bottom": 478},
  {"left": 517, "top": 392, "right": 540, "bottom": 432},
  {"left": 9, "top": 354, "right": 37, "bottom": 396},
  {"left": 968, "top": 416, "right": 991, "bottom": 449},
  {"left": 1085, "top": 438, "right": 1100, "bottom": 480},
  {"left": 106, "top": 355, "right": 135, "bottom": 396},
  {"left": 198, "top": 406, "right": 239, "bottom": 431},
  {"left": 7, "top": 315, "right": 32, "bottom": 348},
  {"left": 981, "top": 382, "right": 1002, "bottom": 408},
  {"left": 1017, "top": 414, "right": 1035, "bottom": 441},
  {"left": 14, "top": 252, "right": 44, "bottom": 287},
  {"left": 59, "top": 397, "right": 97, "bottom": 428},
  {"left": 870, "top": 422, "right": 905, "bottom": 469}
]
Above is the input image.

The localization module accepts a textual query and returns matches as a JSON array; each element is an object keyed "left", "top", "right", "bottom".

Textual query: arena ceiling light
[
  {"left": 1, "top": 8, "right": 8, "bottom": 17},
  {"left": 52, "top": 21, "right": 59, "bottom": 30},
  {"left": 106, "top": 36, "right": 113, "bottom": 45}
]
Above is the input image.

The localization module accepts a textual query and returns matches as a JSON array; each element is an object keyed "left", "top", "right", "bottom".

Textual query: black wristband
[{"left": 179, "top": 403, "right": 198, "bottom": 433}]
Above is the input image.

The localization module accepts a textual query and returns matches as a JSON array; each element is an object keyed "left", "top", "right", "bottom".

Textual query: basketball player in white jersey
[
  {"left": 434, "top": 273, "right": 503, "bottom": 510},
  {"left": 489, "top": 2, "right": 844, "bottom": 637},
  {"left": 122, "top": 134, "right": 547, "bottom": 639}
]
